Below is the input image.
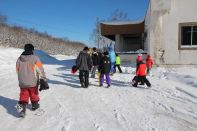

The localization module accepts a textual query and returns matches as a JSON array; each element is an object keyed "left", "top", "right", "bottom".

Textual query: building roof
[
  {"left": 101, "top": 20, "right": 144, "bottom": 25},
  {"left": 100, "top": 20, "right": 145, "bottom": 40}
]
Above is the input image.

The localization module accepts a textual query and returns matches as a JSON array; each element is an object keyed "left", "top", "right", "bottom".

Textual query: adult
[
  {"left": 76, "top": 47, "right": 93, "bottom": 88},
  {"left": 91, "top": 47, "right": 99, "bottom": 78}
]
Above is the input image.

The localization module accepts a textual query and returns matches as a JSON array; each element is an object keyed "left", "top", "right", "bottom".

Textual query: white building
[
  {"left": 145, "top": 0, "right": 197, "bottom": 66},
  {"left": 101, "top": 0, "right": 197, "bottom": 66}
]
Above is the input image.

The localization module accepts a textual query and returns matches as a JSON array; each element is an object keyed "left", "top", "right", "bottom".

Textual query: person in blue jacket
[{"left": 108, "top": 44, "right": 116, "bottom": 75}]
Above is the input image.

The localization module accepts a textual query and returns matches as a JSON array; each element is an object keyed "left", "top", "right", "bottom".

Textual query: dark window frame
[{"left": 178, "top": 22, "right": 197, "bottom": 50}]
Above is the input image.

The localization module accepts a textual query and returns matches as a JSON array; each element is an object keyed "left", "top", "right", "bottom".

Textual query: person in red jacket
[
  {"left": 146, "top": 54, "right": 153, "bottom": 75},
  {"left": 132, "top": 59, "right": 151, "bottom": 88}
]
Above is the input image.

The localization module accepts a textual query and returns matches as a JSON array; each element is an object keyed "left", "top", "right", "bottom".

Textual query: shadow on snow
[{"left": 0, "top": 96, "right": 18, "bottom": 117}]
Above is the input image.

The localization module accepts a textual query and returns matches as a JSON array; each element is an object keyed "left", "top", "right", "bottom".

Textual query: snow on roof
[{"left": 101, "top": 19, "right": 144, "bottom": 25}]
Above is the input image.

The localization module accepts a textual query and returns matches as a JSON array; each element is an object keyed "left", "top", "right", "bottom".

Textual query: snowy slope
[{"left": 0, "top": 47, "right": 196, "bottom": 131}]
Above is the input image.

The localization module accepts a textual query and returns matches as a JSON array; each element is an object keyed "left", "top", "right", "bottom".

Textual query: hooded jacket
[
  {"left": 76, "top": 51, "right": 93, "bottom": 71},
  {"left": 136, "top": 61, "right": 146, "bottom": 76},
  {"left": 146, "top": 55, "right": 153, "bottom": 68},
  {"left": 116, "top": 56, "right": 121, "bottom": 65},
  {"left": 99, "top": 55, "right": 111, "bottom": 74},
  {"left": 108, "top": 48, "right": 116, "bottom": 63},
  {"left": 91, "top": 51, "right": 99, "bottom": 66},
  {"left": 16, "top": 52, "right": 46, "bottom": 88}
]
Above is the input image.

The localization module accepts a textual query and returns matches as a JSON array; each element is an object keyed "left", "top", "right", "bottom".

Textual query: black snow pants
[
  {"left": 132, "top": 76, "right": 151, "bottom": 87},
  {"left": 79, "top": 70, "right": 89, "bottom": 88}
]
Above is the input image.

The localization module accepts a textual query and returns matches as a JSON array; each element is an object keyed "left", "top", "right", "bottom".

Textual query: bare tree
[
  {"left": 90, "top": 17, "right": 103, "bottom": 48},
  {"left": 0, "top": 23, "right": 85, "bottom": 55},
  {"left": 108, "top": 9, "right": 129, "bottom": 21},
  {"left": 90, "top": 9, "right": 129, "bottom": 49}
]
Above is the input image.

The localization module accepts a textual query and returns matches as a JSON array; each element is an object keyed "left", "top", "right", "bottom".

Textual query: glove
[
  {"left": 71, "top": 65, "right": 78, "bottom": 74},
  {"left": 39, "top": 79, "right": 49, "bottom": 91}
]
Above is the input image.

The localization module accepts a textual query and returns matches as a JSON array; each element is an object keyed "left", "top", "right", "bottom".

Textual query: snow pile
[{"left": 0, "top": 47, "right": 196, "bottom": 131}]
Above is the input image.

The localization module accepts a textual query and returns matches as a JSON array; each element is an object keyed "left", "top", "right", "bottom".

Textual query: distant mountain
[{"left": 0, "top": 23, "right": 85, "bottom": 55}]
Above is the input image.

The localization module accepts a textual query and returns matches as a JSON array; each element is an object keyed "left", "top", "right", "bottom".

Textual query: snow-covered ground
[{"left": 0, "top": 47, "right": 197, "bottom": 131}]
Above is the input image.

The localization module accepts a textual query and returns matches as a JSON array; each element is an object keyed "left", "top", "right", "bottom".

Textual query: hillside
[
  {"left": 0, "top": 47, "right": 197, "bottom": 131},
  {"left": 0, "top": 23, "right": 85, "bottom": 55}
]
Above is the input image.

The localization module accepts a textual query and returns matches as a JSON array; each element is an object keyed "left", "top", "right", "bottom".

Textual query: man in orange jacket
[{"left": 132, "top": 59, "right": 151, "bottom": 88}]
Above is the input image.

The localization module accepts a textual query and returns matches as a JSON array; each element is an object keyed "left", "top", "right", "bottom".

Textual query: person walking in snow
[
  {"left": 132, "top": 55, "right": 151, "bottom": 88},
  {"left": 16, "top": 44, "right": 47, "bottom": 117},
  {"left": 146, "top": 54, "right": 153, "bottom": 75},
  {"left": 108, "top": 45, "right": 116, "bottom": 75},
  {"left": 76, "top": 47, "right": 93, "bottom": 88},
  {"left": 97, "top": 50, "right": 104, "bottom": 86},
  {"left": 114, "top": 53, "right": 122, "bottom": 73},
  {"left": 98, "top": 51, "right": 111, "bottom": 88},
  {"left": 134, "top": 54, "right": 145, "bottom": 85},
  {"left": 91, "top": 47, "right": 100, "bottom": 78}
]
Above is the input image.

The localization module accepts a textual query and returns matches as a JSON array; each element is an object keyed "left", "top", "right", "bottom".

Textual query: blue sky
[{"left": 0, "top": 0, "right": 148, "bottom": 46}]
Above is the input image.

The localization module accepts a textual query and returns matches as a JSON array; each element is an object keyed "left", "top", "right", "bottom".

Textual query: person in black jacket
[
  {"left": 76, "top": 47, "right": 93, "bottom": 88},
  {"left": 91, "top": 47, "right": 99, "bottom": 78},
  {"left": 98, "top": 51, "right": 111, "bottom": 88}
]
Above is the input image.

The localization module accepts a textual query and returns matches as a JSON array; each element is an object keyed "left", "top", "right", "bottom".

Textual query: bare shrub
[{"left": 0, "top": 23, "right": 85, "bottom": 55}]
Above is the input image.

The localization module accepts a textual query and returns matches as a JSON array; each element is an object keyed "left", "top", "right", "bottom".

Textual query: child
[
  {"left": 114, "top": 53, "right": 122, "bottom": 73},
  {"left": 146, "top": 54, "right": 153, "bottom": 75},
  {"left": 132, "top": 57, "right": 151, "bottom": 88},
  {"left": 16, "top": 44, "right": 47, "bottom": 117},
  {"left": 135, "top": 54, "right": 144, "bottom": 85},
  {"left": 98, "top": 51, "right": 111, "bottom": 88}
]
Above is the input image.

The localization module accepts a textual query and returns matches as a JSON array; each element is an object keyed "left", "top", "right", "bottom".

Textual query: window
[{"left": 179, "top": 23, "right": 197, "bottom": 49}]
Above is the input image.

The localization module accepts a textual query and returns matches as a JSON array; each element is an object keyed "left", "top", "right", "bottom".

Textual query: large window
[{"left": 179, "top": 23, "right": 197, "bottom": 49}]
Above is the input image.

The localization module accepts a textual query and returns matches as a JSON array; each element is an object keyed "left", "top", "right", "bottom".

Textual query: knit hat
[
  {"left": 24, "top": 44, "right": 34, "bottom": 51},
  {"left": 83, "top": 46, "right": 89, "bottom": 51},
  {"left": 137, "top": 54, "right": 143, "bottom": 62}
]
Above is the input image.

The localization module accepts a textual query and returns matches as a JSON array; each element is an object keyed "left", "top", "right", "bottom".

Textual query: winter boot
[
  {"left": 132, "top": 84, "right": 138, "bottom": 87},
  {"left": 99, "top": 84, "right": 103, "bottom": 87},
  {"left": 106, "top": 85, "right": 110, "bottom": 88},
  {"left": 32, "top": 102, "right": 40, "bottom": 111},
  {"left": 16, "top": 103, "right": 26, "bottom": 117},
  {"left": 81, "top": 82, "right": 85, "bottom": 88}
]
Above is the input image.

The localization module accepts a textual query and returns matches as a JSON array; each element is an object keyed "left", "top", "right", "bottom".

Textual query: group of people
[
  {"left": 75, "top": 46, "right": 113, "bottom": 88},
  {"left": 75, "top": 46, "right": 124, "bottom": 88},
  {"left": 15, "top": 44, "right": 153, "bottom": 117},
  {"left": 75, "top": 46, "right": 154, "bottom": 89}
]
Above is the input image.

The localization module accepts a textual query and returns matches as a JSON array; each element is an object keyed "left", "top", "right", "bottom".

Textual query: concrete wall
[
  {"left": 115, "top": 35, "right": 141, "bottom": 52},
  {"left": 144, "top": 0, "right": 151, "bottom": 53},
  {"left": 115, "top": 34, "right": 124, "bottom": 52},
  {"left": 119, "top": 53, "right": 147, "bottom": 64},
  {"left": 147, "top": 0, "right": 197, "bottom": 65}
]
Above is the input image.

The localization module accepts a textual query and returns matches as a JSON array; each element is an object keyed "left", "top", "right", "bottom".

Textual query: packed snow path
[{"left": 0, "top": 48, "right": 197, "bottom": 131}]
